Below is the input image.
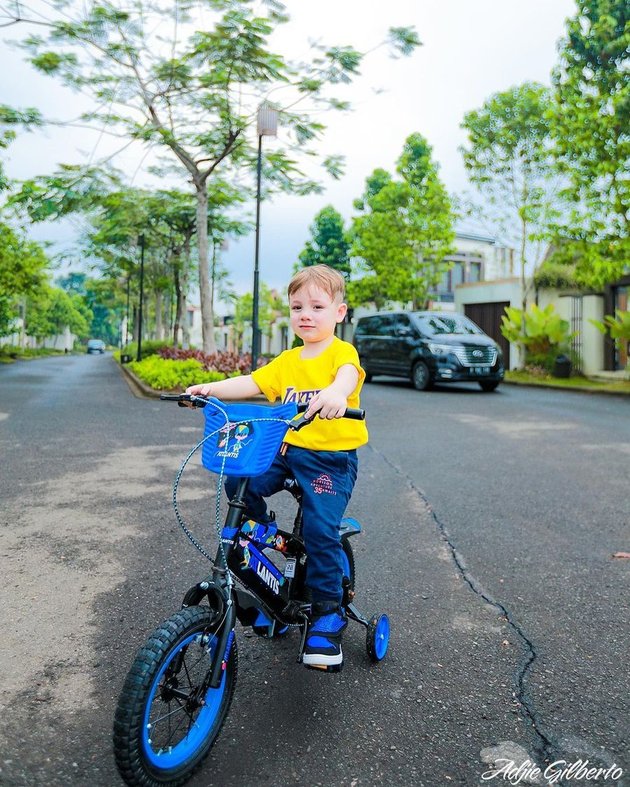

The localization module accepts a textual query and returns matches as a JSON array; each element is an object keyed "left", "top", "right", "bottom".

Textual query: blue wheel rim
[
  {"left": 374, "top": 615, "right": 390, "bottom": 660},
  {"left": 141, "top": 631, "right": 226, "bottom": 770}
]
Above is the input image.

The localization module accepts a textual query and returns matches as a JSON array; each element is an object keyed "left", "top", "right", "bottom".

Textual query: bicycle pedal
[{"left": 304, "top": 662, "right": 343, "bottom": 674}]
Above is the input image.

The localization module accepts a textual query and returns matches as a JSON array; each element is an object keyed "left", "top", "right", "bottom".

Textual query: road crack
[{"left": 370, "top": 444, "right": 557, "bottom": 765}]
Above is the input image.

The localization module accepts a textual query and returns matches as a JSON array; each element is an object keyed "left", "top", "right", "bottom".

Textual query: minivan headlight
[{"left": 428, "top": 342, "right": 453, "bottom": 355}]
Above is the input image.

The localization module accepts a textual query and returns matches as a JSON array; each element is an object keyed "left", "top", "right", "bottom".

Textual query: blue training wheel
[{"left": 366, "top": 613, "right": 390, "bottom": 662}]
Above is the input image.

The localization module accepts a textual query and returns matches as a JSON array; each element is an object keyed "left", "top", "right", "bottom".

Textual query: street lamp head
[{"left": 257, "top": 101, "right": 278, "bottom": 137}]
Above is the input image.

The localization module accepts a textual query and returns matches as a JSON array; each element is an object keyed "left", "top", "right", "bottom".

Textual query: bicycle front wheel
[{"left": 113, "top": 605, "right": 237, "bottom": 787}]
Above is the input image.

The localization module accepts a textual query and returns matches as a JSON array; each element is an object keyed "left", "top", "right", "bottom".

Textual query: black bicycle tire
[
  {"left": 113, "top": 605, "right": 237, "bottom": 787},
  {"left": 341, "top": 538, "right": 356, "bottom": 590}
]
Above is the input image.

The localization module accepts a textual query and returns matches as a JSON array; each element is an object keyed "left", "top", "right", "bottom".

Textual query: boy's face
[{"left": 289, "top": 284, "right": 347, "bottom": 344}]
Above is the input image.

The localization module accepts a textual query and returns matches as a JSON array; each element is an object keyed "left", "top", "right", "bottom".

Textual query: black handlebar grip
[
  {"left": 160, "top": 394, "right": 208, "bottom": 408},
  {"left": 295, "top": 403, "right": 365, "bottom": 420}
]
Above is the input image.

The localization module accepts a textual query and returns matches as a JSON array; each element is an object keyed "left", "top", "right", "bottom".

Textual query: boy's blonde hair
[{"left": 288, "top": 264, "right": 345, "bottom": 302}]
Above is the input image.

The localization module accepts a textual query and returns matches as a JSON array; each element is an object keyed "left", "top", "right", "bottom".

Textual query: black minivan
[{"left": 353, "top": 311, "right": 504, "bottom": 391}]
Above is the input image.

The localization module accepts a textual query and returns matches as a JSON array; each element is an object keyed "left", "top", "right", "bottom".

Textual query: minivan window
[
  {"left": 413, "top": 314, "right": 482, "bottom": 336},
  {"left": 357, "top": 315, "right": 395, "bottom": 336}
]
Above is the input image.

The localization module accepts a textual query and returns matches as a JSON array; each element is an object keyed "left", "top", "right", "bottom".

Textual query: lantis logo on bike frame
[{"left": 239, "top": 540, "right": 284, "bottom": 595}]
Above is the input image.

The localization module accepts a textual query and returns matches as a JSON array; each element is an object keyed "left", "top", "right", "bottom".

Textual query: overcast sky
[{"left": 2, "top": 0, "right": 577, "bottom": 298}]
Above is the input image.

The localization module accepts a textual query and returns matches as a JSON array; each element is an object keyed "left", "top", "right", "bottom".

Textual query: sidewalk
[{"left": 504, "top": 369, "right": 630, "bottom": 396}]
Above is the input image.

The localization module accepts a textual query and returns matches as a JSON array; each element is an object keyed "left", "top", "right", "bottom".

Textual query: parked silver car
[{"left": 86, "top": 339, "right": 106, "bottom": 354}]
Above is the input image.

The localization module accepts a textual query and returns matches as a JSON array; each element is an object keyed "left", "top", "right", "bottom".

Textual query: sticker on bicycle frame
[
  {"left": 284, "top": 558, "right": 297, "bottom": 578},
  {"left": 238, "top": 541, "right": 285, "bottom": 595},
  {"left": 216, "top": 421, "right": 254, "bottom": 459}
]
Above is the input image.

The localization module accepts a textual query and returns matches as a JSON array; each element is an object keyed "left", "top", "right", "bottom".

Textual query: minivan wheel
[
  {"left": 411, "top": 361, "right": 432, "bottom": 391},
  {"left": 479, "top": 380, "right": 499, "bottom": 392}
]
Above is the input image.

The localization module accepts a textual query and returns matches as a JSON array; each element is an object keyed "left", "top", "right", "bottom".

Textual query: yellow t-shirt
[{"left": 251, "top": 337, "right": 369, "bottom": 451}]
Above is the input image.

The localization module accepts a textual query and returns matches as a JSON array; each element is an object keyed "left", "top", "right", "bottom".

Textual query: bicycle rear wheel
[
  {"left": 341, "top": 538, "right": 356, "bottom": 590},
  {"left": 113, "top": 605, "right": 237, "bottom": 787}
]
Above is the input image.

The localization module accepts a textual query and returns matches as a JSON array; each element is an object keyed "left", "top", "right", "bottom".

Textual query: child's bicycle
[{"left": 113, "top": 394, "right": 390, "bottom": 787}]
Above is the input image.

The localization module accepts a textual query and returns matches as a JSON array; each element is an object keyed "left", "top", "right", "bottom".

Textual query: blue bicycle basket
[{"left": 201, "top": 399, "right": 298, "bottom": 477}]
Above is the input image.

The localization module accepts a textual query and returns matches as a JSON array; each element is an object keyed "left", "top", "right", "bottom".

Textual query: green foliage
[
  {"left": 0, "top": 222, "right": 49, "bottom": 334},
  {"left": 158, "top": 347, "right": 254, "bottom": 374},
  {"left": 231, "top": 284, "right": 281, "bottom": 352},
  {"left": 550, "top": 0, "right": 629, "bottom": 288},
  {"left": 10, "top": 1, "right": 419, "bottom": 352},
  {"left": 0, "top": 104, "right": 43, "bottom": 191},
  {"left": 11, "top": 173, "right": 244, "bottom": 346},
  {"left": 460, "top": 82, "right": 558, "bottom": 281},
  {"left": 0, "top": 345, "right": 66, "bottom": 362},
  {"left": 298, "top": 206, "right": 350, "bottom": 276},
  {"left": 533, "top": 256, "right": 579, "bottom": 290},
  {"left": 128, "top": 356, "right": 227, "bottom": 391},
  {"left": 121, "top": 340, "right": 171, "bottom": 360},
  {"left": 501, "top": 304, "right": 576, "bottom": 369},
  {"left": 129, "top": 355, "right": 215, "bottom": 391},
  {"left": 350, "top": 133, "right": 455, "bottom": 309},
  {"left": 25, "top": 286, "right": 92, "bottom": 340},
  {"left": 590, "top": 311, "right": 630, "bottom": 351}
]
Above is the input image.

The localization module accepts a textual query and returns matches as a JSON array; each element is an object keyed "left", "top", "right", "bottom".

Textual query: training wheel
[{"left": 366, "top": 613, "right": 390, "bottom": 662}]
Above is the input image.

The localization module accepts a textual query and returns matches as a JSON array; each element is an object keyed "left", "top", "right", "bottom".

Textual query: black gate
[
  {"left": 570, "top": 296, "right": 583, "bottom": 374},
  {"left": 464, "top": 301, "right": 510, "bottom": 367}
]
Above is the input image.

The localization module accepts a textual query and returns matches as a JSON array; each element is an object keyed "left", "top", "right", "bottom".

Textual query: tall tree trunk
[
  {"left": 155, "top": 290, "right": 163, "bottom": 340},
  {"left": 210, "top": 240, "right": 217, "bottom": 314},
  {"left": 195, "top": 180, "right": 216, "bottom": 354},
  {"left": 181, "top": 237, "right": 191, "bottom": 349},
  {"left": 173, "top": 257, "right": 182, "bottom": 346}
]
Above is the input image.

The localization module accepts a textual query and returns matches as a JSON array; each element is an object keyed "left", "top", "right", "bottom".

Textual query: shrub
[
  {"left": 129, "top": 356, "right": 227, "bottom": 391},
  {"left": 590, "top": 310, "right": 630, "bottom": 366},
  {"left": 121, "top": 340, "right": 171, "bottom": 361},
  {"left": 501, "top": 304, "right": 576, "bottom": 370},
  {"left": 158, "top": 347, "right": 263, "bottom": 374},
  {"left": 0, "top": 345, "right": 66, "bottom": 361}
]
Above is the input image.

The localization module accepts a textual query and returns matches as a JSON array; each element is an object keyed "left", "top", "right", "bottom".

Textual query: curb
[
  {"left": 502, "top": 378, "right": 630, "bottom": 397},
  {"left": 118, "top": 361, "right": 163, "bottom": 399},
  {"left": 116, "top": 361, "right": 268, "bottom": 403}
]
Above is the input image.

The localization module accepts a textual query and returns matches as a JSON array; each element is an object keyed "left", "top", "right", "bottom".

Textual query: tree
[
  {"left": 25, "top": 285, "right": 92, "bottom": 341},
  {"left": 8, "top": 0, "right": 420, "bottom": 352},
  {"left": 460, "top": 82, "right": 560, "bottom": 312},
  {"left": 0, "top": 222, "right": 49, "bottom": 335},
  {"left": 58, "top": 273, "right": 126, "bottom": 345},
  {"left": 550, "top": 0, "right": 629, "bottom": 288},
  {"left": 298, "top": 206, "right": 350, "bottom": 276},
  {"left": 350, "top": 134, "right": 455, "bottom": 309},
  {"left": 231, "top": 284, "right": 278, "bottom": 355},
  {"left": 0, "top": 104, "right": 42, "bottom": 191},
  {"left": 11, "top": 171, "right": 244, "bottom": 345}
]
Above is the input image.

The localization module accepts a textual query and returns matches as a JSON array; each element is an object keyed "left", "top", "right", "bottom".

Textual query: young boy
[{"left": 186, "top": 264, "right": 368, "bottom": 670}]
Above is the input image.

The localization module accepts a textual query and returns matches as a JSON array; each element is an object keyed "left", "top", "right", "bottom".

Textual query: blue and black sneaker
[{"left": 302, "top": 602, "right": 347, "bottom": 672}]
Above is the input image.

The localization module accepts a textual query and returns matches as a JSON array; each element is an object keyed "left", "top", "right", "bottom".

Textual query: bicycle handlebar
[{"left": 160, "top": 394, "right": 365, "bottom": 427}]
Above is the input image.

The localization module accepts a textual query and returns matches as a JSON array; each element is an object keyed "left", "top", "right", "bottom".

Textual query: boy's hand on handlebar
[
  {"left": 304, "top": 387, "right": 348, "bottom": 421},
  {"left": 185, "top": 383, "right": 213, "bottom": 398}
]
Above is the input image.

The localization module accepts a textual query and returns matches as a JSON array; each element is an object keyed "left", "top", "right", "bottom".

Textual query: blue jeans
[{"left": 226, "top": 445, "right": 358, "bottom": 604}]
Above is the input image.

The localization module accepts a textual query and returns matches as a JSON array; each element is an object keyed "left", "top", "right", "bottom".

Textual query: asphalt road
[{"left": 0, "top": 355, "right": 627, "bottom": 787}]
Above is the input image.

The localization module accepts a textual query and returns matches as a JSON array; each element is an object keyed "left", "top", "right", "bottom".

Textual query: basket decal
[{"left": 201, "top": 399, "right": 298, "bottom": 477}]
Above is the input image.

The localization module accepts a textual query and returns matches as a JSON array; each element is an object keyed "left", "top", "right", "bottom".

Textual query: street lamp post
[
  {"left": 136, "top": 234, "right": 146, "bottom": 363},
  {"left": 251, "top": 102, "right": 278, "bottom": 372}
]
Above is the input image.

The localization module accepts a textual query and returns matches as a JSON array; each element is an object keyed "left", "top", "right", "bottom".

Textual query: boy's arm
[
  {"left": 186, "top": 374, "right": 262, "bottom": 400},
  {"left": 305, "top": 364, "right": 359, "bottom": 420}
]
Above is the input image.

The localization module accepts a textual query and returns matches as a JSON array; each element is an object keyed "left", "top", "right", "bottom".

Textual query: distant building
[{"left": 428, "top": 231, "right": 514, "bottom": 308}]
